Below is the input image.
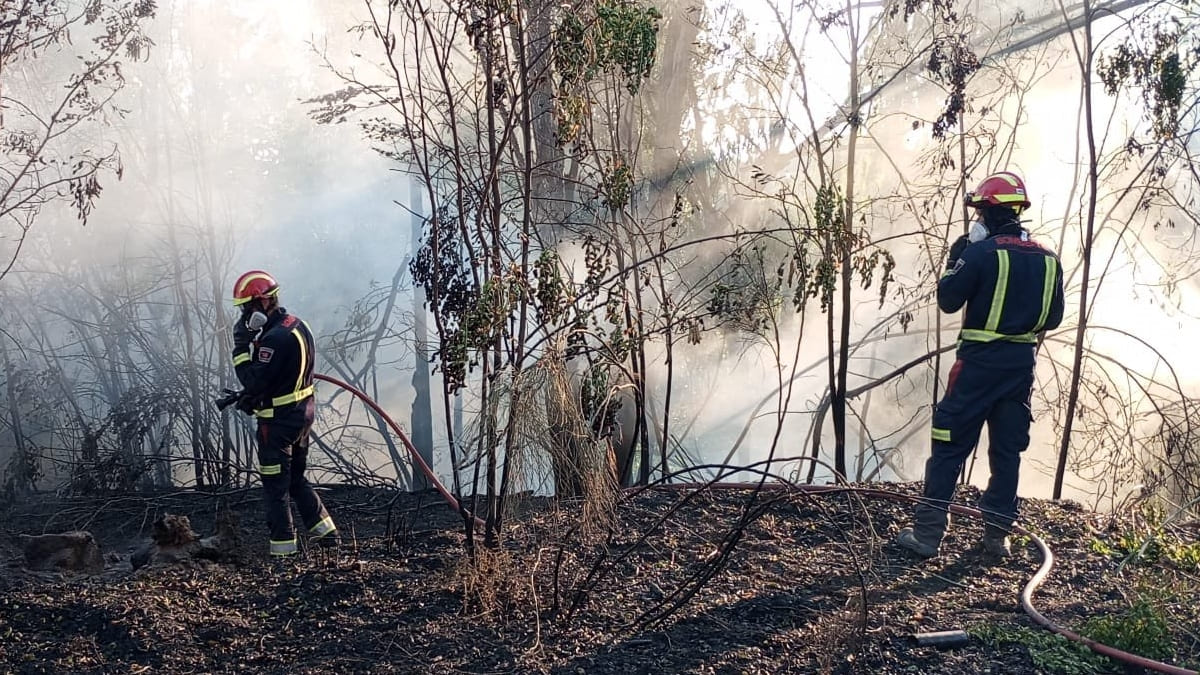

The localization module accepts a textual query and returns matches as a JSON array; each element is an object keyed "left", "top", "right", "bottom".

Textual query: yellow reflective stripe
[
  {"left": 269, "top": 539, "right": 298, "bottom": 556},
  {"left": 1034, "top": 257, "right": 1057, "bottom": 332},
  {"left": 259, "top": 463, "right": 282, "bottom": 476},
  {"left": 988, "top": 172, "right": 1020, "bottom": 186},
  {"left": 309, "top": 516, "right": 336, "bottom": 537},
  {"left": 932, "top": 427, "right": 952, "bottom": 442},
  {"left": 959, "top": 329, "right": 1037, "bottom": 344},
  {"left": 233, "top": 273, "right": 276, "bottom": 304},
  {"left": 232, "top": 351, "right": 251, "bottom": 366},
  {"left": 272, "top": 385, "right": 314, "bottom": 407},
  {"left": 251, "top": 323, "right": 313, "bottom": 418},
  {"left": 292, "top": 328, "right": 307, "bottom": 394},
  {"left": 986, "top": 250, "right": 1009, "bottom": 332},
  {"left": 253, "top": 386, "right": 314, "bottom": 418}
]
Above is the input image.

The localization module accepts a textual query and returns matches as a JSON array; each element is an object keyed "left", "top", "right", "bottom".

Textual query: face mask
[
  {"left": 968, "top": 216, "right": 989, "bottom": 243},
  {"left": 241, "top": 303, "right": 269, "bottom": 332},
  {"left": 246, "top": 311, "right": 268, "bottom": 331}
]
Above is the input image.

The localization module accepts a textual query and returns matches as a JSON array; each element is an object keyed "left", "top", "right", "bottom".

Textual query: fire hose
[
  {"left": 312, "top": 374, "right": 485, "bottom": 531},
  {"left": 292, "top": 374, "right": 1197, "bottom": 675},
  {"left": 672, "top": 483, "right": 1198, "bottom": 675}
]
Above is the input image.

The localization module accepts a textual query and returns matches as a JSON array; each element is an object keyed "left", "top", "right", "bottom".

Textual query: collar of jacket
[
  {"left": 988, "top": 221, "right": 1023, "bottom": 238},
  {"left": 262, "top": 307, "right": 289, "bottom": 331}
]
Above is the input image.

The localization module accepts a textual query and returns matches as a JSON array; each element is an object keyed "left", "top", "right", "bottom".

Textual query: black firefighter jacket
[
  {"left": 231, "top": 308, "right": 316, "bottom": 422},
  {"left": 939, "top": 230, "right": 1066, "bottom": 370}
]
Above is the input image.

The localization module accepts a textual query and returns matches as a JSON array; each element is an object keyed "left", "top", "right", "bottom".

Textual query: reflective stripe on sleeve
[{"left": 292, "top": 328, "right": 307, "bottom": 396}]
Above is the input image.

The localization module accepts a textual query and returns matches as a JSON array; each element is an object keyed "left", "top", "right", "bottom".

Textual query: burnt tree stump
[
  {"left": 19, "top": 531, "right": 105, "bottom": 574},
  {"left": 131, "top": 510, "right": 242, "bottom": 570}
]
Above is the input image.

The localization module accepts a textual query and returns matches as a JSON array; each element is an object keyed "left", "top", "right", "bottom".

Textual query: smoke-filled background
[{"left": 2, "top": 0, "right": 1197, "bottom": 517}]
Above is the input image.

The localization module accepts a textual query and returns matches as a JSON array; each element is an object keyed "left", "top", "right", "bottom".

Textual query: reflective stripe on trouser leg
[
  {"left": 270, "top": 538, "right": 298, "bottom": 556},
  {"left": 288, "top": 432, "right": 336, "bottom": 540},
  {"left": 309, "top": 516, "right": 336, "bottom": 538},
  {"left": 258, "top": 421, "right": 299, "bottom": 554},
  {"left": 261, "top": 471, "right": 296, "bottom": 554},
  {"left": 914, "top": 361, "right": 989, "bottom": 546}
]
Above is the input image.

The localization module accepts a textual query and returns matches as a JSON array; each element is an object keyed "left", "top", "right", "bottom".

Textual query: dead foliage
[{"left": 0, "top": 484, "right": 1197, "bottom": 674}]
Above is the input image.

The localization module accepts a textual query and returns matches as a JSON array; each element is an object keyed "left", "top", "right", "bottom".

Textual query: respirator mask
[
  {"left": 968, "top": 213, "right": 989, "bottom": 243},
  {"left": 241, "top": 304, "right": 268, "bottom": 333}
]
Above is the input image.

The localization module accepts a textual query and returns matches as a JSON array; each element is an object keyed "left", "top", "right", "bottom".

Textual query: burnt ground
[{"left": 1, "top": 483, "right": 1198, "bottom": 675}]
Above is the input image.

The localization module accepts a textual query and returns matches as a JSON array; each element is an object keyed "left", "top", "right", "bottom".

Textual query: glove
[
  {"left": 232, "top": 318, "right": 252, "bottom": 351},
  {"left": 214, "top": 388, "right": 242, "bottom": 411},
  {"left": 235, "top": 393, "right": 257, "bottom": 416},
  {"left": 946, "top": 234, "right": 970, "bottom": 270}
]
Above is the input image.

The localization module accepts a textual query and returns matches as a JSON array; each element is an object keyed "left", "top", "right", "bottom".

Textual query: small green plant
[
  {"left": 970, "top": 623, "right": 1106, "bottom": 675},
  {"left": 1164, "top": 540, "right": 1200, "bottom": 572},
  {"left": 1090, "top": 501, "right": 1200, "bottom": 573},
  {"left": 1117, "top": 531, "right": 1157, "bottom": 560},
  {"left": 1083, "top": 595, "right": 1175, "bottom": 663},
  {"left": 1089, "top": 537, "right": 1114, "bottom": 556}
]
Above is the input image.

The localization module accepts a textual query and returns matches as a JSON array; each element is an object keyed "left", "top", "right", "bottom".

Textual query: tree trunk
[
  {"left": 409, "top": 186, "right": 435, "bottom": 492},
  {"left": 1054, "top": 0, "right": 1099, "bottom": 500}
]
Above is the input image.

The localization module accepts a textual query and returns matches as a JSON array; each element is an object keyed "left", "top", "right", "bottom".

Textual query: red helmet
[
  {"left": 965, "top": 171, "right": 1031, "bottom": 210},
  {"left": 232, "top": 270, "right": 280, "bottom": 307}
]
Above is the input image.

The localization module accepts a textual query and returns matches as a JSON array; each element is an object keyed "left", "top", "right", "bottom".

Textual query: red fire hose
[
  {"left": 667, "top": 483, "right": 1198, "bottom": 675},
  {"left": 313, "top": 375, "right": 1197, "bottom": 675},
  {"left": 314, "top": 373, "right": 484, "bottom": 530}
]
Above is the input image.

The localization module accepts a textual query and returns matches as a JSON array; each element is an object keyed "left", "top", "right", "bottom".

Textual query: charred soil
[{"left": 1, "top": 483, "right": 1197, "bottom": 674}]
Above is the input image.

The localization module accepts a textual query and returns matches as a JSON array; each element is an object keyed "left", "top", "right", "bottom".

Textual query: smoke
[
  {"left": 641, "top": 0, "right": 1200, "bottom": 510},
  {"left": 2, "top": 0, "right": 1195, "bottom": 511}
]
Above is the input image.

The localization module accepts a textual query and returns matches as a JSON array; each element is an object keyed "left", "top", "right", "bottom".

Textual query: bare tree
[
  {"left": 1050, "top": 0, "right": 1199, "bottom": 500},
  {"left": 0, "top": 0, "right": 156, "bottom": 281}
]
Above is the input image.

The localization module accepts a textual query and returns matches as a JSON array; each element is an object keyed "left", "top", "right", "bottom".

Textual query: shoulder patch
[
  {"left": 258, "top": 346, "right": 274, "bottom": 363},
  {"left": 945, "top": 258, "right": 965, "bottom": 276}
]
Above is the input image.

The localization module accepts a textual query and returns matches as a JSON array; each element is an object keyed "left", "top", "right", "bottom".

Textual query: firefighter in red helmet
[
  {"left": 229, "top": 270, "right": 339, "bottom": 559},
  {"left": 897, "top": 171, "right": 1065, "bottom": 559}
]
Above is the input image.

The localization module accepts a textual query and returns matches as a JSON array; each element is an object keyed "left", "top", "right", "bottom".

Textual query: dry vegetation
[{"left": 2, "top": 484, "right": 1197, "bottom": 674}]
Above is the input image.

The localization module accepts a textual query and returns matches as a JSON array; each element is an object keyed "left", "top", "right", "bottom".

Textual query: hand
[
  {"left": 236, "top": 393, "right": 257, "bottom": 415},
  {"left": 232, "top": 318, "right": 252, "bottom": 351},
  {"left": 214, "top": 388, "right": 242, "bottom": 411},
  {"left": 946, "top": 234, "right": 970, "bottom": 269}
]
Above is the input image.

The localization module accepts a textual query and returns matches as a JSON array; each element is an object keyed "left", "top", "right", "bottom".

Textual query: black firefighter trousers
[
  {"left": 256, "top": 402, "right": 336, "bottom": 556},
  {"left": 914, "top": 358, "right": 1036, "bottom": 547}
]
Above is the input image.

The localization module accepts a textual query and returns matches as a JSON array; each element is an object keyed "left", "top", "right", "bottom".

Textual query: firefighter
[
  {"left": 230, "top": 270, "right": 339, "bottom": 559},
  {"left": 897, "top": 171, "right": 1065, "bottom": 559}
]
